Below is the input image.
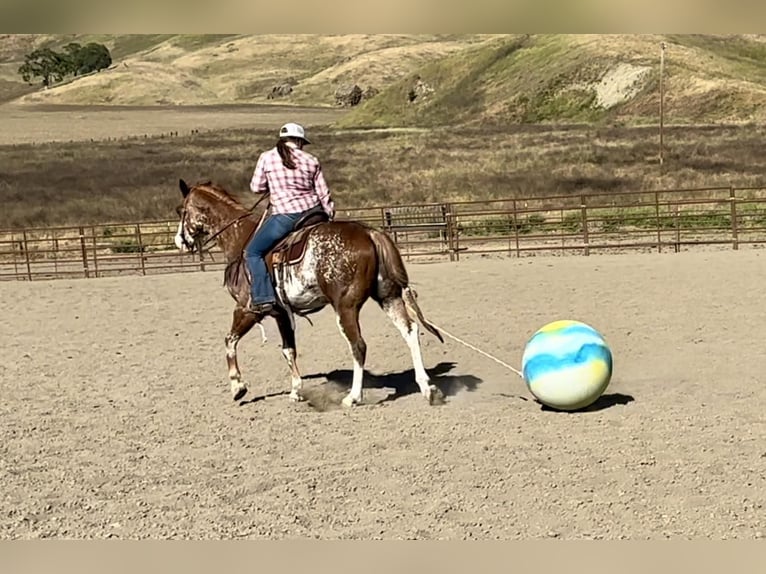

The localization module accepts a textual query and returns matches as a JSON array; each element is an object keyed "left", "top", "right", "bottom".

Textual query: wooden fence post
[
  {"left": 513, "top": 199, "right": 520, "bottom": 258},
  {"left": 53, "top": 236, "right": 59, "bottom": 275},
  {"left": 135, "top": 224, "right": 146, "bottom": 275},
  {"left": 446, "top": 203, "right": 456, "bottom": 262},
  {"left": 91, "top": 226, "right": 99, "bottom": 278},
  {"left": 13, "top": 236, "right": 20, "bottom": 279},
  {"left": 451, "top": 204, "right": 460, "bottom": 261},
  {"left": 730, "top": 185, "right": 739, "bottom": 250},
  {"left": 560, "top": 208, "right": 566, "bottom": 254},
  {"left": 580, "top": 194, "right": 589, "bottom": 256},
  {"left": 22, "top": 230, "right": 32, "bottom": 281},
  {"left": 654, "top": 191, "right": 662, "bottom": 253},
  {"left": 79, "top": 226, "right": 90, "bottom": 278}
]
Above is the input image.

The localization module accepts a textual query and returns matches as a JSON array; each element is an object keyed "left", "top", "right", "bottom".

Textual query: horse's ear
[{"left": 179, "top": 179, "right": 191, "bottom": 198}]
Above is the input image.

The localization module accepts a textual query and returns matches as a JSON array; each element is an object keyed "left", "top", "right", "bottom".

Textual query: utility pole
[{"left": 659, "top": 41, "right": 666, "bottom": 170}]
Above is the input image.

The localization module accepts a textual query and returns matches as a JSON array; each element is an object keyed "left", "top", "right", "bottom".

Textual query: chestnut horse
[{"left": 173, "top": 179, "right": 444, "bottom": 407}]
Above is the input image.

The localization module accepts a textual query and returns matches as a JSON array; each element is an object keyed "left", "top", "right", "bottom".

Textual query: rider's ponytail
[{"left": 276, "top": 139, "right": 297, "bottom": 170}]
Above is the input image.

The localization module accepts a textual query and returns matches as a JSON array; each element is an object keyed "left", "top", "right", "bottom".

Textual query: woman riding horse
[
  {"left": 246, "top": 122, "right": 336, "bottom": 316},
  {"left": 174, "top": 126, "right": 444, "bottom": 407}
]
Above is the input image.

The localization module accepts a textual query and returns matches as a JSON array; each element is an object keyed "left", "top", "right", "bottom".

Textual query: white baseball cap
[{"left": 279, "top": 122, "right": 310, "bottom": 144}]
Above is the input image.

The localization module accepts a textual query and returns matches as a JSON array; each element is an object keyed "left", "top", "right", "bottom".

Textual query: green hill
[
  {"left": 338, "top": 34, "right": 766, "bottom": 128},
  {"left": 3, "top": 34, "right": 766, "bottom": 127}
]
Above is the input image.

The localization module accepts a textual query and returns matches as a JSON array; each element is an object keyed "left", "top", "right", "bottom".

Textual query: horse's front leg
[
  {"left": 274, "top": 310, "right": 304, "bottom": 401},
  {"left": 226, "top": 306, "right": 256, "bottom": 401}
]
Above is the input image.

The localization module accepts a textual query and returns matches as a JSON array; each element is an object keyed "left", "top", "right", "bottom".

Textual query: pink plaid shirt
[{"left": 249, "top": 146, "right": 335, "bottom": 217}]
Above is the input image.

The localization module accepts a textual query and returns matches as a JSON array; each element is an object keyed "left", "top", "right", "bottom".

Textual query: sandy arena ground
[{"left": 1, "top": 249, "right": 765, "bottom": 539}]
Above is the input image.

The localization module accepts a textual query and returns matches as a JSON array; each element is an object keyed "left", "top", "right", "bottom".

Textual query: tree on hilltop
[
  {"left": 18, "top": 42, "right": 112, "bottom": 87},
  {"left": 63, "top": 42, "right": 112, "bottom": 76},
  {"left": 18, "top": 47, "right": 68, "bottom": 87}
]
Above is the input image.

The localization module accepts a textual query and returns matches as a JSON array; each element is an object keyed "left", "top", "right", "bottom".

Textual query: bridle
[
  {"left": 177, "top": 206, "right": 199, "bottom": 252},
  {"left": 178, "top": 191, "right": 270, "bottom": 253}
]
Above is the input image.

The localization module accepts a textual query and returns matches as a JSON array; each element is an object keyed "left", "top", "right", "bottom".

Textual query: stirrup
[{"left": 248, "top": 301, "right": 275, "bottom": 315}]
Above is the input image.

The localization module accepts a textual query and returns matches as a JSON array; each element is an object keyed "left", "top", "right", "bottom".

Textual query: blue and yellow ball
[{"left": 521, "top": 320, "right": 613, "bottom": 411}]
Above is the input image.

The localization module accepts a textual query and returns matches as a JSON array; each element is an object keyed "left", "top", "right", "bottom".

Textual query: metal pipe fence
[{"left": 3, "top": 185, "right": 766, "bottom": 281}]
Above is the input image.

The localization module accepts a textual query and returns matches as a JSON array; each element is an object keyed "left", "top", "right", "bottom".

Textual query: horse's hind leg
[
  {"left": 382, "top": 295, "right": 434, "bottom": 403},
  {"left": 335, "top": 305, "right": 367, "bottom": 407},
  {"left": 226, "top": 306, "right": 256, "bottom": 401},
  {"left": 274, "top": 311, "right": 304, "bottom": 401}
]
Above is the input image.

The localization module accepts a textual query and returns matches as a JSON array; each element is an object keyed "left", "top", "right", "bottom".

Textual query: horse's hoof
[
  {"left": 341, "top": 395, "right": 358, "bottom": 408},
  {"left": 427, "top": 384, "right": 444, "bottom": 406},
  {"left": 232, "top": 384, "right": 247, "bottom": 402},
  {"left": 289, "top": 391, "right": 304, "bottom": 402}
]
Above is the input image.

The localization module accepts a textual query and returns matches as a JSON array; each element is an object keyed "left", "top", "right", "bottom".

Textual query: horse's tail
[
  {"left": 368, "top": 228, "right": 444, "bottom": 343},
  {"left": 368, "top": 227, "right": 409, "bottom": 287},
  {"left": 402, "top": 285, "right": 444, "bottom": 343}
]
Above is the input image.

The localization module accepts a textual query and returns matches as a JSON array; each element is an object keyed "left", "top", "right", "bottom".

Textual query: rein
[{"left": 195, "top": 192, "right": 270, "bottom": 251}]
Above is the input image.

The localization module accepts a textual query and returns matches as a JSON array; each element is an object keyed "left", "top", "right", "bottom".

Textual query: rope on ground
[{"left": 428, "top": 321, "right": 525, "bottom": 379}]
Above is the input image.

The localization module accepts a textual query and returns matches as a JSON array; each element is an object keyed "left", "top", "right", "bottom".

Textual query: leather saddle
[
  {"left": 268, "top": 207, "right": 330, "bottom": 270},
  {"left": 223, "top": 207, "right": 331, "bottom": 306}
]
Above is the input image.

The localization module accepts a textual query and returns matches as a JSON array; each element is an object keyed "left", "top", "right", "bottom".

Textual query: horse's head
[
  {"left": 174, "top": 178, "right": 211, "bottom": 252},
  {"left": 174, "top": 178, "right": 257, "bottom": 255}
]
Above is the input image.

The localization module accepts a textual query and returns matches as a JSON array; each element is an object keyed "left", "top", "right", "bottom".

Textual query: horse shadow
[
  {"left": 238, "top": 390, "right": 290, "bottom": 406},
  {"left": 300, "top": 361, "right": 483, "bottom": 411}
]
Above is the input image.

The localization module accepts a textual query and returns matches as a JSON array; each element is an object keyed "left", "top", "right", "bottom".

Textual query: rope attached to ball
[{"left": 428, "top": 321, "right": 524, "bottom": 379}]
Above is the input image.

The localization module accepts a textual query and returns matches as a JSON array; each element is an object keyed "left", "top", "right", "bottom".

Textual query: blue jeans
[{"left": 245, "top": 211, "right": 303, "bottom": 305}]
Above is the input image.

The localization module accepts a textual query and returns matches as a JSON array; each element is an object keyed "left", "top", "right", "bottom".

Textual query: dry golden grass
[
  {"left": 5, "top": 34, "right": 502, "bottom": 108},
  {"left": 2, "top": 110, "right": 766, "bottom": 230},
  {"left": 296, "top": 37, "right": 498, "bottom": 97},
  {"left": 0, "top": 34, "right": 45, "bottom": 64}
]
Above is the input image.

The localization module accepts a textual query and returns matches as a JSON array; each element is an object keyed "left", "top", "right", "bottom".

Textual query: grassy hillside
[
  {"left": 0, "top": 34, "right": 500, "bottom": 107},
  {"left": 338, "top": 34, "right": 766, "bottom": 128},
  {"left": 4, "top": 34, "right": 766, "bottom": 127}
]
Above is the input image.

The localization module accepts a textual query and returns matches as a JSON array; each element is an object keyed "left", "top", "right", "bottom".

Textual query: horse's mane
[{"left": 194, "top": 180, "right": 248, "bottom": 212}]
